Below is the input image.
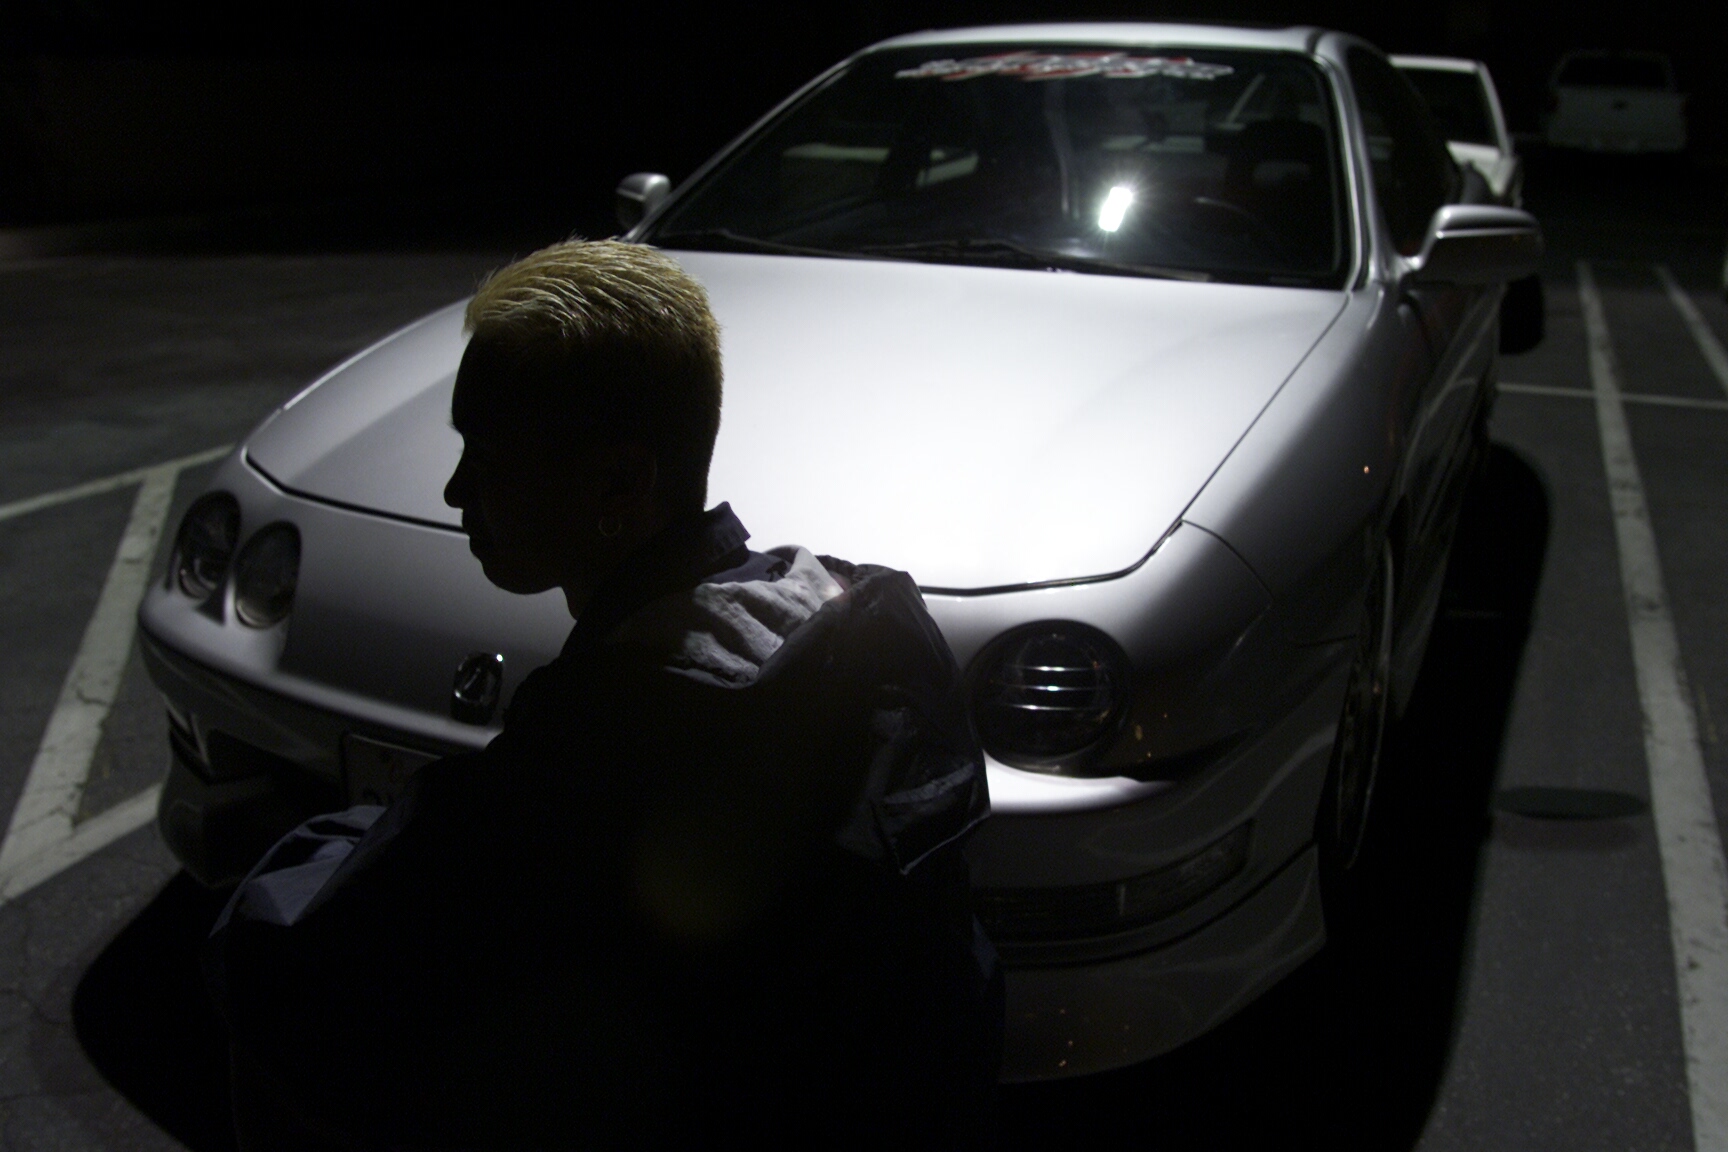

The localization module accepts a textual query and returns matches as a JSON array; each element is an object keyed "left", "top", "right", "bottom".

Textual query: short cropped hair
[{"left": 456, "top": 239, "right": 723, "bottom": 512}]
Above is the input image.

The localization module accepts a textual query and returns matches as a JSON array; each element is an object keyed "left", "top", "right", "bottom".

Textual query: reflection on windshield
[{"left": 649, "top": 45, "right": 1349, "bottom": 287}]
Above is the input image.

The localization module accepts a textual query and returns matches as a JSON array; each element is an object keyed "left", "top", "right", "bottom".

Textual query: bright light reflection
[{"left": 1097, "top": 185, "right": 1135, "bottom": 232}]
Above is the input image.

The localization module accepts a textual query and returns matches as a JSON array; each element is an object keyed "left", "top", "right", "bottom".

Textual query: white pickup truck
[{"left": 1544, "top": 50, "right": 1686, "bottom": 154}]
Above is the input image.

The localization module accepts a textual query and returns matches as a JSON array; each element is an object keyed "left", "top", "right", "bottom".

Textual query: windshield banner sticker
[{"left": 897, "top": 52, "right": 1235, "bottom": 82}]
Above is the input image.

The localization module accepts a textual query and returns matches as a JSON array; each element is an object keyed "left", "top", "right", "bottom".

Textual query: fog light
[
  {"left": 976, "top": 823, "right": 1251, "bottom": 941},
  {"left": 232, "top": 523, "right": 300, "bottom": 628},
  {"left": 174, "top": 493, "right": 240, "bottom": 599}
]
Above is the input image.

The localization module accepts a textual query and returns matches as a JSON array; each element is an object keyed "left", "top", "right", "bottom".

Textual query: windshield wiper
[
  {"left": 656, "top": 230, "right": 1212, "bottom": 282},
  {"left": 651, "top": 228, "right": 860, "bottom": 260},
  {"left": 853, "top": 238, "right": 1210, "bottom": 282}
]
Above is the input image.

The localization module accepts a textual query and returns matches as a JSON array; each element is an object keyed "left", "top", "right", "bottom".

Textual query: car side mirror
[
  {"left": 1411, "top": 204, "right": 1543, "bottom": 285},
  {"left": 615, "top": 172, "right": 672, "bottom": 231}
]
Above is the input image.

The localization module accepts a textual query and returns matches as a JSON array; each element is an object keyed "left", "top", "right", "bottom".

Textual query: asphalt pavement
[{"left": 0, "top": 155, "right": 1725, "bottom": 1149}]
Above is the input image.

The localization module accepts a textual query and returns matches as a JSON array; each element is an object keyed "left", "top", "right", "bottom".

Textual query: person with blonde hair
[{"left": 207, "top": 239, "right": 1001, "bottom": 1149}]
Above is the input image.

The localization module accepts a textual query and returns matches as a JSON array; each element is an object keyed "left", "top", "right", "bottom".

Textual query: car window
[
  {"left": 648, "top": 46, "right": 1351, "bottom": 288},
  {"left": 1348, "top": 47, "right": 1459, "bottom": 257},
  {"left": 1556, "top": 55, "right": 1672, "bottom": 90},
  {"left": 1397, "top": 67, "right": 1498, "bottom": 147}
]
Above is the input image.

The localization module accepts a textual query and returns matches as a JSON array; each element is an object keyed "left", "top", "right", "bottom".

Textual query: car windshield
[
  {"left": 648, "top": 45, "right": 1349, "bottom": 288},
  {"left": 1556, "top": 55, "right": 1672, "bottom": 90},
  {"left": 1398, "top": 67, "right": 1497, "bottom": 147}
]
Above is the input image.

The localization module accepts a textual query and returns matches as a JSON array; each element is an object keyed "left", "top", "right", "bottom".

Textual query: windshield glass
[
  {"left": 1398, "top": 67, "right": 1497, "bottom": 146},
  {"left": 648, "top": 45, "right": 1349, "bottom": 288}
]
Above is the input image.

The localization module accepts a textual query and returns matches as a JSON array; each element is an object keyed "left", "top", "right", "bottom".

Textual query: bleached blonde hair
[{"left": 457, "top": 239, "right": 723, "bottom": 510}]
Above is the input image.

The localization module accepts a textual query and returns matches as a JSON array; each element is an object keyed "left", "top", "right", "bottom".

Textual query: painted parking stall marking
[
  {"left": 0, "top": 445, "right": 230, "bottom": 524},
  {"left": 1499, "top": 382, "right": 1728, "bottom": 412},
  {"left": 1655, "top": 265, "right": 1728, "bottom": 399},
  {"left": 1579, "top": 260, "right": 1728, "bottom": 1152},
  {"left": 0, "top": 447, "right": 230, "bottom": 908}
]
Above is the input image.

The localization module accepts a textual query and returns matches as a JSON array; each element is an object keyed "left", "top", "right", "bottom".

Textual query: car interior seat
[{"left": 1221, "top": 119, "right": 1336, "bottom": 270}]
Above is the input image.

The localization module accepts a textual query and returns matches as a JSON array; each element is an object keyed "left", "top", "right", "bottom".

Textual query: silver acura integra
[{"left": 139, "top": 23, "right": 1540, "bottom": 1080}]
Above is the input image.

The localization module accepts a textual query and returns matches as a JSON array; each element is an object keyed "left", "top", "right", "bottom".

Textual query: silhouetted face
[
  {"left": 443, "top": 411, "right": 597, "bottom": 596},
  {"left": 443, "top": 336, "right": 664, "bottom": 607}
]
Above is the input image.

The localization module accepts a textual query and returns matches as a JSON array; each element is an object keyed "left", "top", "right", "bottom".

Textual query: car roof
[
  {"left": 869, "top": 22, "right": 1324, "bottom": 55},
  {"left": 1389, "top": 55, "right": 1484, "bottom": 75}
]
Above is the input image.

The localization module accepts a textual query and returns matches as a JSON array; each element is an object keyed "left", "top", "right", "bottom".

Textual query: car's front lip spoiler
[{"left": 999, "top": 843, "right": 1324, "bottom": 1080}]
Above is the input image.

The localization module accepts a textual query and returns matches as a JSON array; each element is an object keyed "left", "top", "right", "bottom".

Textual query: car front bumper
[
  {"left": 1544, "top": 121, "right": 1686, "bottom": 153},
  {"left": 139, "top": 626, "right": 480, "bottom": 885},
  {"left": 141, "top": 606, "right": 1345, "bottom": 1080}
]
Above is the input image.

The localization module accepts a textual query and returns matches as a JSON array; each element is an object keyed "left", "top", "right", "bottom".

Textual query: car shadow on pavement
[
  {"left": 72, "top": 873, "right": 237, "bottom": 1152},
  {"left": 997, "top": 443, "right": 1551, "bottom": 1151},
  {"left": 72, "top": 445, "right": 1550, "bottom": 1152}
]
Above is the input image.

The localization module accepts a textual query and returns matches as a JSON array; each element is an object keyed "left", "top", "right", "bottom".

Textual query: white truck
[{"left": 1544, "top": 50, "right": 1685, "bottom": 154}]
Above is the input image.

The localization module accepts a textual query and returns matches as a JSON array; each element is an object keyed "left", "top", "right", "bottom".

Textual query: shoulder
[
  {"left": 605, "top": 546, "right": 846, "bottom": 688},
  {"left": 810, "top": 555, "right": 960, "bottom": 686}
]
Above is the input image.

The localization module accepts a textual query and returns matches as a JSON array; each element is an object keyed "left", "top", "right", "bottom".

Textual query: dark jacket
[{"left": 207, "top": 505, "right": 1000, "bottom": 1150}]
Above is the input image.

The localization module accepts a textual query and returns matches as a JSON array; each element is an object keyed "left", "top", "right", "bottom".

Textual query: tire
[{"left": 1318, "top": 541, "right": 1395, "bottom": 916}]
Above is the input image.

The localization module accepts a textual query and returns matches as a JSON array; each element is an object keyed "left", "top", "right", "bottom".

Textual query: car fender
[{"left": 1182, "top": 285, "right": 1405, "bottom": 648}]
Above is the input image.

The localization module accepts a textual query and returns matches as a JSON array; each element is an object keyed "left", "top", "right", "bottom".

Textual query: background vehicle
[
  {"left": 140, "top": 24, "right": 1540, "bottom": 1080},
  {"left": 1392, "top": 55, "right": 1520, "bottom": 205},
  {"left": 1394, "top": 55, "right": 1542, "bottom": 353},
  {"left": 1544, "top": 50, "right": 1686, "bottom": 153}
]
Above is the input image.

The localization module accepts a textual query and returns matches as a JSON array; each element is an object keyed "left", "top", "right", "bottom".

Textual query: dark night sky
[{"left": 0, "top": 0, "right": 1721, "bottom": 226}]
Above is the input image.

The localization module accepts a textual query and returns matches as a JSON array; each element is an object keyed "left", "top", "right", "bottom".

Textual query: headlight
[
  {"left": 174, "top": 493, "right": 240, "bottom": 599},
  {"left": 971, "top": 623, "right": 1131, "bottom": 772},
  {"left": 232, "top": 524, "right": 301, "bottom": 628}
]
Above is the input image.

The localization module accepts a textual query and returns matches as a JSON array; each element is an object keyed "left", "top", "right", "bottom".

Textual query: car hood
[{"left": 247, "top": 253, "right": 1345, "bottom": 590}]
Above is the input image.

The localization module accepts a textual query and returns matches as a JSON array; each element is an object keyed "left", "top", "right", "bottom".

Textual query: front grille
[
  {"left": 986, "top": 651, "right": 1117, "bottom": 721},
  {"left": 972, "top": 625, "right": 1130, "bottom": 768},
  {"left": 976, "top": 823, "right": 1251, "bottom": 941}
]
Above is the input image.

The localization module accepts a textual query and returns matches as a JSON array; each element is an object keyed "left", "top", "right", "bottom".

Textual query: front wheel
[{"left": 1318, "top": 541, "right": 1395, "bottom": 913}]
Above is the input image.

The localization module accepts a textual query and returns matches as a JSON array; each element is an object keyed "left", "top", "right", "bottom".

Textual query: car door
[{"left": 1348, "top": 47, "right": 1492, "bottom": 679}]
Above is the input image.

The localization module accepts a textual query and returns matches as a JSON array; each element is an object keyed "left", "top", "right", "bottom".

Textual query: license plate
[{"left": 342, "top": 733, "right": 441, "bottom": 806}]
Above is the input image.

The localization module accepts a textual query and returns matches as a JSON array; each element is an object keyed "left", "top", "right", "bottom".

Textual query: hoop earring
[{"left": 597, "top": 515, "right": 623, "bottom": 539}]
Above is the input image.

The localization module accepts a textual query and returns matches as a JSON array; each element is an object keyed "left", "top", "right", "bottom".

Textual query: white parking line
[
  {"left": 1500, "top": 382, "right": 1728, "bottom": 412},
  {"left": 0, "top": 465, "right": 179, "bottom": 879},
  {"left": 0, "top": 785, "right": 162, "bottom": 905},
  {"left": 0, "top": 444, "right": 231, "bottom": 906},
  {"left": 0, "top": 445, "right": 230, "bottom": 525},
  {"left": 0, "top": 444, "right": 241, "bottom": 907},
  {"left": 1579, "top": 260, "right": 1728, "bottom": 1152},
  {"left": 1499, "top": 381, "right": 1594, "bottom": 399},
  {"left": 1655, "top": 265, "right": 1728, "bottom": 399}
]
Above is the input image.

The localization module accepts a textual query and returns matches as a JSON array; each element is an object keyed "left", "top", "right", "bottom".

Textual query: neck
[
  {"left": 558, "top": 505, "right": 676, "bottom": 619},
  {"left": 558, "top": 502, "right": 749, "bottom": 655}
]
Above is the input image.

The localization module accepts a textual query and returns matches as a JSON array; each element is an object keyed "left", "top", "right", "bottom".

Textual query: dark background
[{"left": 1, "top": 0, "right": 1723, "bottom": 238}]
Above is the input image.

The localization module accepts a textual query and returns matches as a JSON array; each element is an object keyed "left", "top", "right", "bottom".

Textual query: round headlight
[
  {"left": 971, "top": 624, "right": 1131, "bottom": 772},
  {"left": 174, "top": 493, "right": 240, "bottom": 599},
  {"left": 232, "top": 524, "right": 301, "bottom": 628}
]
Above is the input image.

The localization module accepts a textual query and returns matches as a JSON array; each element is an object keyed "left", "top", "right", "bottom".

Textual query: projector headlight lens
[
  {"left": 174, "top": 493, "right": 240, "bottom": 600},
  {"left": 971, "top": 623, "right": 1131, "bottom": 772},
  {"left": 232, "top": 523, "right": 301, "bottom": 628}
]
